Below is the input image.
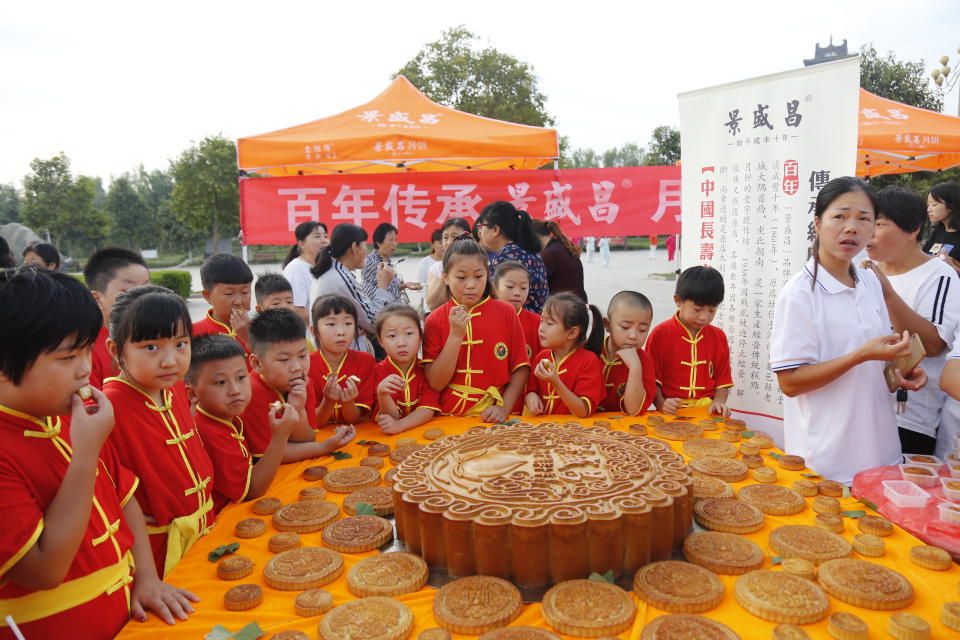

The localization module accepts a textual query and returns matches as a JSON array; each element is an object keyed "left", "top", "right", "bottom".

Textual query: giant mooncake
[{"left": 392, "top": 422, "right": 692, "bottom": 587}]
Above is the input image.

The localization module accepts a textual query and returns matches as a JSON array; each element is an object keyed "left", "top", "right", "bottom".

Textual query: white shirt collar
[{"left": 803, "top": 257, "right": 857, "bottom": 295}]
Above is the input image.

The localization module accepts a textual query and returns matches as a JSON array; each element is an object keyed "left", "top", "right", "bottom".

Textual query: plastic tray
[
  {"left": 882, "top": 479, "right": 931, "bottom": 508},
  {"left": 949, "top": 463, "right": 960, "bottom": 479},
  {"left": 898, "top": 464, "right": 940, "bottom": 487},
  {"left": 902, "top": 454, "right": 944, "bottom": 470},
  {"left": 941, "top": 477, "right": 960, "bottom": 503},
  {"left": 937, "top": 501, "right": 960, "bottom": 525},
  {"left": 945, "top": 450, "right": 960, "bottom": 464}
]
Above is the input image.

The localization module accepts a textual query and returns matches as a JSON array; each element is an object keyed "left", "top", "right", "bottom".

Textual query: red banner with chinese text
[{"left": 239, "top": 166, "right": 681, "bottom": 245}]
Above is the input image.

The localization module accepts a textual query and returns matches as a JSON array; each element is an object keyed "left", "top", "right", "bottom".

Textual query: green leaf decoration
[
  {"left": 842, "top": 485, "right": 852, "bottom": 498},
  {"left": 207, "top": 542, "right": 240, "bottom": 562},
  {"left": 675, "top": 415, "right": 693, "bottom": 420},
  {"left": 712, "top": 416, "right": 725, "bottom": 422},
  {"left": 233, "top": 622, "right": 266, "bottom": 640},
  {"left": 770, "top": 555, "right": 784, "bottom": 565},
  {"left": 858, "top": 497, "right": 879, "bottom": 511},
  {"left": 353, "top": 502, "right": 378, "bottom": 516},
  {"left": 840, "top": 510, "right": 866, "bottom": 519},
  {"left": 741, "top": 430, "right": 755, "bottom": 438},
  {"left": 205, "top": 622, "right": 265, "bottom": 640},
  {"left": 801, "top": 472, "right": 821, "bottom": 478},
  {"left": 768, "top": 451, "right": 783, "bottom": 459},
  {"left": 504, "top": 418, "right": 521, "bottom": 426},
  {"left": 357, "top": 440, "right": 380, "bottom": 446},
  {"left": 589, "top": 570, "right": 616, "bottom": 583},
  {"left": 331, "top": 451, "right": 352, "bottom": 460},
  {"left": 205, "top": 625, "right": 235, "bottom": 640}
]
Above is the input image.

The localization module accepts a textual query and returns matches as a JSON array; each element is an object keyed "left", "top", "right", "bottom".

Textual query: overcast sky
[{"left": 1, "top": 0, "right": 957, "bottom": 186}]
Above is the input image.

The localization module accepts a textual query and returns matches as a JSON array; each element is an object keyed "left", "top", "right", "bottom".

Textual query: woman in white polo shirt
[
  {"left": 770, "top": 177, "right": 926, "bottom": 483},
  {"left": 865, "top": 186, "right": 958, "bottom": 455}
]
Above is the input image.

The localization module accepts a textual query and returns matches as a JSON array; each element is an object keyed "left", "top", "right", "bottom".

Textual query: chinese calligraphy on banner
[
  {"left": 678, "top": 57, "right": 860, "bottom": 443},
  {"left": 239, "top": 166, "right": 681, "bottom": 245}
]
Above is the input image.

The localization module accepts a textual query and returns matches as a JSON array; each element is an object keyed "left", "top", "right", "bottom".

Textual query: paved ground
[{"left": 181, "top": 249, "right": 682, "bottom": 325}]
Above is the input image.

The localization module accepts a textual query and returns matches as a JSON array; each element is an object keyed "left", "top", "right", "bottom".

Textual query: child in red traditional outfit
[
  {"left": 83, "top": 248, "right": 150, "bottom": 388},
  {"left": 492, "top": 261, "right": 541, "bottom": 361},
  {"left": 242, "top": 309, "right": 354, "bottom": 461},
  {"left": 187, "top": 335, "right": 299, "bottom": 513},
  {"left": 525, "top": 292, "right": 605, "bottom": 417},
  {"left": 191, "top": 253, "right": 254, "bottom": 357},
  {"left": 104, "top": 285, "right": 215, "bottom": 578},
  {"left": 0, "top": 269, "right": 196, "bottom": 638},
  {"left": 423, "top": 237, "right": 529, "bottom": 421},
  {"left": 599, "top": 291, "right": 657, "bottom": 415},
  {"left": 646, "top": 266, "right": 733, "bottom": 416},
  {"left": 373, "top": 304, "right": 440, "bottom": 433},
  {"left": 309, "top": 294, "right": 377, "bottom": 425}
]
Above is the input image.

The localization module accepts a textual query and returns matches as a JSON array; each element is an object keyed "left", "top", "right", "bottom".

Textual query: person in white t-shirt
[
  {"left": 938, "top": 329, "right": 960, "bottom": 458},
  {"left": 417, "top": 228, "right": 443, "bottom": 284},
  {"left": 425, "top": 217, "right": 472, "bottom": 311},
  {"left": 282, "top": 221, "right": 328, "bottom": 326},
  {"left": 865, "top": 186, "right": 959, "bottom": 455},
  {"left": 770, "top": 177, "right": 927, "bottom": 484}
]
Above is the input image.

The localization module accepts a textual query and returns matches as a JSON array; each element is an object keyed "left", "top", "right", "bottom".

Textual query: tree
[
  {"left": 65, "top": 176, "right": 113, "bottom": 252},
  {"left": 860, "top": 44, "right": 942, "bottom": 112},
  {"left": 21, "top": 153, "right": 75, "bottom": 247},
  {"left": 170, "top": 135, "right": 240, "bottom": 251},
  {"left": 563, "top": 143, "right": 645, "bottom": 169},
  {"left": 106, "top": 175, "right": 151, "bottom": 249},
  {"left": 643, "top": 126, "right": 681, "bottom": 166},
  {"left": 0, "top": 184, "right": 20, "bottom": 224},
  {"left": 395, "top": 26, "right": 554, "bottom": 127}
]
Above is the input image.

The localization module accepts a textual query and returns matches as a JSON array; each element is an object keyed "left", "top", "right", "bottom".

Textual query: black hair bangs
[
  {"left": 187, "top": 334, "right": 246, "bottom": 384},
  {"left": 254, "top": 273, "right": 293, "bottom": 305},
  {"left": 110, "top": 286, "right": 192, "bottom": 352},
  {"left": 249, "top": 308, "right": 306, "bottom": 353},
  {"left": 0, "top": 268, "right": 102, "bottom": 384},
  {"left": 311, "top": 294, "right": 359, "bottom": 327},
  {"left": 200, "top": 253, "right": 254, "bottom": 290},
  {"left": 676, "top": 266, "right": 725, "bottom": 306}
]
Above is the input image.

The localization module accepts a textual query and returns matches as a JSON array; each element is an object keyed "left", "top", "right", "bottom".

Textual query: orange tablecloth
[{"left": 118, "top": 411, "right": 960, "bottom": 639}]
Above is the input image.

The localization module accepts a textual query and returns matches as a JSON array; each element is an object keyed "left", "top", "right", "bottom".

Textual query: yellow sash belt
[
  {"left": 146, "top": 498, "right": 213, "bottom": 578},
  {"left": 447, "top": 384, "right": 504, "bottom": 416},
  {"left": 0, "top": 551, "right": 134, "bottom": 626},
  {"left": 680, "top": 397, "right": 713, "bottom": 408}
]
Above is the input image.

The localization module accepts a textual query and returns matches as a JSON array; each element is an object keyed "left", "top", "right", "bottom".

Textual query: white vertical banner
[{"left": 678, "top": 57, "right": 860, "bottom": 443}]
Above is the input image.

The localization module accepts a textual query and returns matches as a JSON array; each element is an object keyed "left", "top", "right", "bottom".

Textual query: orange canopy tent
[
  {"left": 237, "top": 76, "right": 559, "bottom": 176},
  {"left": 858, "top": 88, "right": 960, "bottom": 177}
]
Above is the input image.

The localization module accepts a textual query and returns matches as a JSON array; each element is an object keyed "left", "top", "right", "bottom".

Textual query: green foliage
[
  {"left": 395, "top": 26, "right": 554, "bottom": 127},
  {"left": 353, "top": 502, "right": 378, "bottom": 516},
  {"left": 0, "top": 184, "right": 20, "bottom": 224},
  {"left": 588, "top": 570, "right": 616, "bottom": 583},
  {"left": 643, "top": 126, "right": 681, "bottom": 166},
  {"left": 207, "top": 542, "right": 240, "bottom": 562},
  {"left": 205, "top": 621, "right": 263, "bottom": 640},
  {"left": 330, "top": 451, "right": 352, "bottom": 460},
  {"left": 152, "top": 270, "right": 193, "bottom": 298},
  {"left": 859, "top": 44, "right": 943, "bottom": 112},
  {"left": 170, "top": 135, "right": 239, "bottom": 251},
  {"left": 106, "top": 175, "right": 151, "bottom": 249},
  {"left": 67, "top": 176, "right": 113, "bottom": 253},
  {"left": 21, "top": 152, "right": 74, "bottom": 246},
  {"left": 564, "top": 143, "right": 644, "bottom": 169}
]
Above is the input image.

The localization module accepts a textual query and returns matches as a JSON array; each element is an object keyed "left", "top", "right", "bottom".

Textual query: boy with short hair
[
  {"left": 82, "top": 248, "right": 150, "bottom": 388},
  {"left": 242, "top": 309, "right": 355, "bottom": 461},
  {"left": 599, "top": 291, "right": 657, "bottom": 415},
  {"left": 254, "top": 273, "right": 295, "bottom": 312},
  {"left": 192, "top": 253, "right": 254, "bottom": 354},
  {"left": 0, "top": 269, "right": 195, "bottom": 638},
  {"left": 645, "top": 266, "right": 733, "bottom": 416},
  {"left": 186, "top": 335, "right": 299, "bottom": 513}
]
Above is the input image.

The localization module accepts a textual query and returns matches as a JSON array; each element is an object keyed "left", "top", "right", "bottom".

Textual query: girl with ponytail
[
  {"left": 475, "top": 201, "right": 549, "bottom": 313},
  {"left": 282, "top": 221, "right": 328, "bottom": 325},
  {"left": 308, "top": 223, "right": 395, "bottom": 354}
]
